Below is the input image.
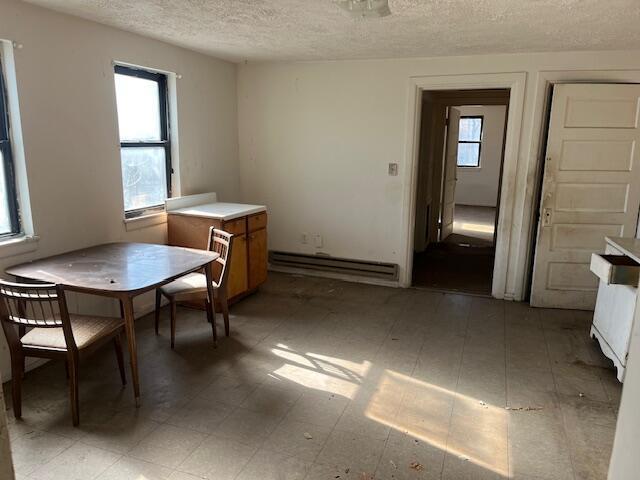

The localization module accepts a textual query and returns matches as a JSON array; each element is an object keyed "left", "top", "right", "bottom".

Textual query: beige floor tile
[
  {"left": 304, "top": 462, "right": 375, "bottom": 480},
  {"left": 333, "top": 401, "right": 393, "bottom": 441},
  {"left": 552, "top": 363, "right": 609, "bottom": 402},
  {"left": 376, "top": 433, "right": 445, "bottom": 480},
  {"left": 508, "top": 407, "right": 573, "bottom": 480},
  {"left": 10, "top": 430, "right": 75, "bottom": 476},
  {"left": 129, "top": 424, "right": 206, "bottom": 469},
  {"left": 197, "top": 374, "right": 260, "bottom": 406},
  {"left": 441, "top": 452, "right": 503, "bottom": 480},
  {"left": 239, "top": 383, "right": 302, "bottom": 418},
  {"left": 168, "top": 471, "right": 205, "bottom": 480},
  {"left": 447, "top": 401, "right": 508, "bottom": 478},
  {"left": 560, "top": 395, "right": 617, "bottom": 480},
  {"left": 264, "top": 418, "right": 332, "bottom": 461},
  {"left": 177, "top": 434, "right": 257, "bottom": 479},
  {"left": 315, "top": 430, "right": 386, "bottom": 474},
  {"left": 96, "top": 456, "right": 173, "bottom": 480},
  {"left": 394, "top": 386, "right": 453, "bottom": 447},
  {"left": 213, "top": 407, "right": 282, "bottom": 447},
  {"left": 286, "top": 390, "right": 349, "bottom": 427},
  {"left": 236, "top": 449, "right": 312, "bottom": 480},
  {"left": 166, "top": 396, "right": 235, "bottom": 433},
  {"left": 29, "top": 442, "right": 121, "bottom": 480},
  {"left": 81, "top": 410, "right": 160, "bottom": 454}
]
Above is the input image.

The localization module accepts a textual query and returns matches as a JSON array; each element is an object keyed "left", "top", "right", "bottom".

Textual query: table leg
[
  {"left": 121, "top": 297, "right": 141, "bottom": 407},
  {"left": 204, "top": 262, "right": 217, "bottom": 345}
]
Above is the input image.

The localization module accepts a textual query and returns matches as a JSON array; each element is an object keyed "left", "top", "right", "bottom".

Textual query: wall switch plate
[
  {"left": 301, "top": 233, "right": 308, "bottom": 244},
  {"left": 313, "top": 234, "right": 323, "bottom": 248},
  {"left": 388, "top": 163, "right": 398, "bottom": 176}
]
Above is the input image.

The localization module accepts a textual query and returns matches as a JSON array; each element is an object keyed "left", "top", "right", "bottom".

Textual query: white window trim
[
  {"left": 124, "top": 211, "right": 167, "bottom": 232},
  {"left": 0, "top": 234, "right": 39, "bottom": 258},
  {"left": 0, "top": 39, "right": 36, "bottom": 252}
]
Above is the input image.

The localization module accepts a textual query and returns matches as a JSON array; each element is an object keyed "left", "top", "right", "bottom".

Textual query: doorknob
[{"left": 542, "top": 208, "right": 553, "bottom": 226}]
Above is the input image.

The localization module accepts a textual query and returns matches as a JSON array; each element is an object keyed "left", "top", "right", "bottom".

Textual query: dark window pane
[
  {"left": 0, "top": 147, "right": 12, "bottom": 233},
  {"left": 457, "top": 143, "right": 480, "bottom": 167},
  {"left": 458, "top": 117, "right": 482, "bottom": 142},
  {"left": 115, "top": 73, "right": 162, "bottom": 142},
  {"left": 121, "top": 147, "right": 167, "bottom": 211}
]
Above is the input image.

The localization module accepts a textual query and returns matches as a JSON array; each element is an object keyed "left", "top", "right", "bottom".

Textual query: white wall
[
  {"left": 0, "top": 0, "right": 240, "bottom": 380},
  {"left": 454, "top": 105, "right": 506, "bottom": 207},
  {"left": 237, "top": 51, "right": 640, "bottom": 295}
]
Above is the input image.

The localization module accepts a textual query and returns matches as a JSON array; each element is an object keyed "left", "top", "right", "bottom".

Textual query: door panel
[
  {"left": 440, "top": 107, "right": 460, "bottom": 241},
  {"left": 530, "top": 84, "right": 640, "bottom": 309}
]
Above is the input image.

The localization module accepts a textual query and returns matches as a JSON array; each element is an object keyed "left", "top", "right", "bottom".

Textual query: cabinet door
[
  {"left": 227, "top": 234, "right": 248, "bottom": 298},
  {"left": 248, "top": 228, "right": 268, "bottom": 290}
]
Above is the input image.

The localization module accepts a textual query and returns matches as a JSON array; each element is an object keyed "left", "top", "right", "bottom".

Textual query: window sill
[
  {"left": 0, "top": 234, "right": 40, "bottom": 259},
  {"left": 124, "top": 211, "right": 167, "bottom": 231}
]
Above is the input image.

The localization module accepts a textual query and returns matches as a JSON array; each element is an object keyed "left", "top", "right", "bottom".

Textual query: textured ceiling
[{"left": 24, "top": 0, "right": 640, "bottom": 62}]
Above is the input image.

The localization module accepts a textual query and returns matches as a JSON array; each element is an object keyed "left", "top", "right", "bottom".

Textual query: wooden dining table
[{"left": 6, "top": 242, "right": 220, "bottom": 407}]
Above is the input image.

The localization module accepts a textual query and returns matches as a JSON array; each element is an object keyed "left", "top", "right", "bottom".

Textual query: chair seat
[
  {"left": 21, "top": 314, "right": 124, "bottom": 350},
  {"left": 160, "top": 272, "right": 218, "bottom": 298}
]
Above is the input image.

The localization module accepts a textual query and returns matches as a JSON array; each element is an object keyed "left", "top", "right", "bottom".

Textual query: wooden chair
[
  {"left": 0, "top": 280, "right": 126, "bottom": 426},
  {"left": 155, "top": 228, "right": 233, "bottom": 348}
]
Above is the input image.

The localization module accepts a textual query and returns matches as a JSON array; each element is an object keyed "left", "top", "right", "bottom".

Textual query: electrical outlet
[
  {"left": 388, "top": 163, "right": 398, "bottom": 176},
  {"left": 313, "top": 234, "right": 323, "bottom": 248}
]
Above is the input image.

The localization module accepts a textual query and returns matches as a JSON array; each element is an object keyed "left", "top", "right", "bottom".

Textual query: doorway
[{"left": 411, "top": 89, "right": 510, "bottom": 295}]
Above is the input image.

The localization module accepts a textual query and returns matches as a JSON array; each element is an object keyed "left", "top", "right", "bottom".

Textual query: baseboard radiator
[{"left": 268, "top": 251, "right": 398, "bottom": 281}]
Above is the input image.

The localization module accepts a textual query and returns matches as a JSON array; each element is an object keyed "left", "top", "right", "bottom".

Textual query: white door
[
  {"left": 530, "top": 84, "right": 640, "bottom": 309},
  {"left": 440, "top": 107, "right": 460, "bottom": 241}
]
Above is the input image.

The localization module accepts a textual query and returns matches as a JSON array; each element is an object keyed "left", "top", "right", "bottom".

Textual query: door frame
[
  {"left": 524, "top": 70, "right": 640, "bottom": 303},
  {"left": 401, "top": 72, "right": 527, "bottom": 298}
]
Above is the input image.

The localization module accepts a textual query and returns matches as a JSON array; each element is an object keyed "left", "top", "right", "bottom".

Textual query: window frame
[
  {"left": 0, "top": 57, "right": 21, "bottom": 237},
  {"left": 456, "top": 115, "right": 484, "bottom": 169},
  {"left": 114, "top": 64, "right": 172, "bottom": 219}
]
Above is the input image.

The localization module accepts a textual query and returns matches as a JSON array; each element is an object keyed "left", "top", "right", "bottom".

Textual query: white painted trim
[
  {"left": 112, "top": 60, "right": 181, "bottom": 79},
  {"left": 519, "top": 69, "right": 640, "bottom": 303},
  {"left": 124, "top": 211, "right": 167, "bottom": 231},
  {"left": 400, "top": 72, "right": 527, "bottom": 301},
  {"left": 0, "top": 234, "right": 39, "bottom": 258}
]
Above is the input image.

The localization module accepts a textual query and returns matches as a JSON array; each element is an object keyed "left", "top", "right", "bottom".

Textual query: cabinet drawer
[
  {"left": 590, "top": 253, "right": 640, "bottom": 286},
  {"left": 222, "top": 217, "right": 247, "bottom": 235},
  {"left": 248, "top": 212, "right": 267, "bottom": 232}
]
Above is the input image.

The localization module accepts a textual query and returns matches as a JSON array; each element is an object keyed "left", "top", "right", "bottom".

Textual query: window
[
  {"left": 457, "top": 116, "right": 483, "bottom": 168},
  {"left": 0, "top": 58, "right": 20, "bottom": 236},
  {"left": 114, "top": 65, "right": 171, "bottom": 217}
]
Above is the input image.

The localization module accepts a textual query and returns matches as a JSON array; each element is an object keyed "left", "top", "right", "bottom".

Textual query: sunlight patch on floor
[
  {"left": 271, "top": 345, "right": 370, "bottom": 399},
  {"left": 365, "top": 370, "right": 508, "bottom": 478}
]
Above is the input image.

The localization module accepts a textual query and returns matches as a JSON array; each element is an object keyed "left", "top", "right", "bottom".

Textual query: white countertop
[
  {"left": 168, "top": 202, "right": 267, "bottom": 221},
  {"left": 606, "top": 237, "right": 640, "bottom": 264}
]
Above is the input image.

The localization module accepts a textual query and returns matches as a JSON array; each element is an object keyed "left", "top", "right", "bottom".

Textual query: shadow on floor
[{"left": 412, "top": 241, "right": 495, "bottom": 295}]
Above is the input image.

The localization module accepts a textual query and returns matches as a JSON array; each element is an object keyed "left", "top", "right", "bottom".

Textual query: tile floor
[{"left": 4, "top": 273, "right": 621, "bottom": 480}]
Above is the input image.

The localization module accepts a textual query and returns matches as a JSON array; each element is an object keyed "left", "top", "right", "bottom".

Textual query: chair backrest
[
  {"left": 0, "top": 280, "right": 76, "bottom": 351},
  {"left": 206, "top": 228, "right": 234, "bottom": 288}
]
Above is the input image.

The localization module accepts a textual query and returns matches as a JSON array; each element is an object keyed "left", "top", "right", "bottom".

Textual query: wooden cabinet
[{"left": 167, "top": 210, "right": 267, "bottom": 303}]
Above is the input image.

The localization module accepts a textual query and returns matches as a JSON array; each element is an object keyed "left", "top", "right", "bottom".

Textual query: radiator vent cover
[{"left": 269, "top": 251, "right": 398, "bottom": 281}]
